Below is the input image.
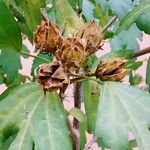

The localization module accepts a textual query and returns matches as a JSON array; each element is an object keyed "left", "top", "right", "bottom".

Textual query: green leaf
[
  {"left": 111, "top": 25, "right": 142, "bottom": 51},
  {"left": 107, "top": 0, "right": 133, "bottom": 19},
  {"left": 80, "top": 122, "right": 87, "bottom": 150},
  {"left": 31, "top": 53, "right": 53, "bottom": 80},
  {"left": 82, "top": 0, "right": 95, "bottom": 21},
  {"left": 106, "top": 50, "right": 134, "bottom": 59},
  {"left": 95, "top": 0, "right": 109, "bottom": 11},
  {"left": 85, "top": 54, "right": 99, "bottom": 72},
  {"left": 0, "top": 68, "right": 4, "bottom": 84},
  {"left": 0, "top": 0, "right": 22, "bottom": 51},
  {"left": 8, "top": 74, "right": 26, "bottom": 88},
  {"left": 129, "top": 72, "right": 142, "bottom": 86},
  {"left": 0, "top": 134, "right": 17, "bottom": 150},
  {"left": 95, "top": 81, "right": 150, "bottom": 150},
  {"left": 146, "top": 58, "right": 150, "bottom": 85},
  {"left": 104, "top": 31, "right": 114, "bottom": 39},
  {"left": 82, "top": 80, "right": 100, "bottom": 133},
  {"left": 127, "top": 60, "right": 143, "bottom": 71},
  {"left": 69, "top": 108, "right": 87, "bottom": 123},
  {"left": 45, "top": 6, "right": 56, "bottom": 22},
  {"left": 116, "top": 0, "right": 150, "bottom": 34},
  {"left": 146, "top": 58, "right": 150, "bottom": 93},
  {"left": 21, "top": 45, "right": 30, "bottom": 59},
  {"left": 0, "top": 48, "right": 22, "bottom": 83},
  {"left": 69, "top": 108, "right": 87, "bottom": 149},
  {"left": 68, "top": 0, "right": 80, "bottom": 10},
  {"left": 136, "top": 11, "right": 150, "bottom": 34},
  {"left": 128, "top": 139, "right": 137, "bottom": 150},
  {"left": 53, "top": 0, "right": 83, "bottom": 36},
  {"left": 19, "top": 0, "right": 45, "bottom": 37},
  {"left": 0, "top": 83, "right": 72, "bottom": 149}
]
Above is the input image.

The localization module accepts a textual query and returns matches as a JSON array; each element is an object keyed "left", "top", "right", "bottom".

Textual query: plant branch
[
  {"left": 73, "top": 82, "right": 82, "bottom": 129},
  {"left": 70, "top": 74, "right": 103, "bottom": 85},
  {"left": 85, "top": 137, "right": 96, "bottom": 150},
  {"left": 102, "top": 16, "right": 118, "bottom": 33},
  {"left": 132, "top": 46, "right": 150, "bottom": 58},
  {"left": 41, "top": 11, "right": 48, "bottom": 21},
  {"left": 67, "top": 118, "right": 79, "bottom": 150},
  {"left": 60, "top": 87, "right": 78, "bottom": 150},
  {"left": 20, "top": 52, "right": 49, "bottom": 62}
]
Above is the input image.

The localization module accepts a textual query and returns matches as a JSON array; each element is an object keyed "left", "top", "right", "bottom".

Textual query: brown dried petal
[
  {"left": 37, "top": 61, "right": 69, "bottom": 91},
  {"left": 95, "top": 57, "right": 128, "bottom": 81},
  {"left": 101, "top": 68, "right": 127, "bottom": 81},
  {"left": 39, "top": 78, "right": 63, "bottom": 92},
  {"left": 55, "top": 38, "right": 86, "bottom": 72},
  {"left": 34, "top": 21, "right": 63, "bottom": 54},
  {"left": 74, "top": 21, "right": 103, "bottom": 54}
]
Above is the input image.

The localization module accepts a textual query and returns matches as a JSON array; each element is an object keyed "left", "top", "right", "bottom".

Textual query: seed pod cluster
[
  {"left": 37, "top": 62, "right": 69, "bottom": 91},
  {"left": 35, "top": 20, "right": 127, "bottom": 92},
  {"left": 55, "top": 37, "right": 86, "bottom": 72},
  {"left": 74, "top": 21, "right": 103, "bottom": 55},
  {"left": 95, "top": 57, "right": 128, "bottom": 81}
]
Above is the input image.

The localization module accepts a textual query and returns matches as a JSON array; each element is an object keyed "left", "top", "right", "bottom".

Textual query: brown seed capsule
[
  {"left": 74, "top": 21, "right": 103, "bottom": 55},
  {"left": 55, "top": 37, "right": 86, "bottom": 72},
  {"left": 95, "top": 57, "right": 128, "bottom": 81},
  {"left": 37, "top": 61, "right": 69, "bottom": 92},
  {"left": 34, "top": 21, "right": 63, "bottom": 54}
]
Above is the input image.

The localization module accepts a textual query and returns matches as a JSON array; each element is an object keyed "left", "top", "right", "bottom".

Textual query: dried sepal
[
  {"left": 95, "top": 57, "right": 128, "bottom": 81},
  {"left": 34, "top": 21, "right": 63, "bottom": 54},
  {"left": 55, "top": 37, "right": 86, "bottom": 72},
  {"left": 37, "top": 61, "right": 69, "bottom": 91},
  {"left": 74, "top": 21, "right": 103, "bottom": 55}
]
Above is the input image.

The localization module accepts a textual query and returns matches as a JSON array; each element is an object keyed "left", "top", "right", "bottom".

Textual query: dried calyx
[
  {"left": 74, "top": 21, "right": 103, "bottom": 55},
  {"left": 37, "top": 61, "right": 69, "bottom": 92},
  {"left": 95, "top": 57, "right": 128, "bottom": 81},
  {"left": 34, "top": 20, "right": 103, "bottom": 73},
  {"left": 55, "top": 37, "right": 86, "bottom": 72},
  {"left": 34, "top": 21, "right": 63, "bottom": 54},
  {"left": 35, "top": 20, "right": 127, "bottom": 92}
]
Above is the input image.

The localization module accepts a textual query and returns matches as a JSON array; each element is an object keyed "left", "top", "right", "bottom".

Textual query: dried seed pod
[
  {"left": 74, "top": 21, "right": 103, "bottom": 54},
  {"left": 55, "top": 37, "right": 86, "bottom": 72},
  {"left": 37, "top": 61, "right": 69, "bottom": 92},
  {"left": 95, "top": 57, "right": 128, "bottom": 81},
  {"left": 34, "top": 21, "right": 63, "bottom": 54}
]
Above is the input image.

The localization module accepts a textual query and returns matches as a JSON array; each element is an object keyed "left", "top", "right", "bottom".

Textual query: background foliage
[{"left": 0, "top": 0, "right": 150, "bottom": 149}]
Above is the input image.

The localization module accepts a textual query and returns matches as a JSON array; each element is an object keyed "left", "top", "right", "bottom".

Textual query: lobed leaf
[
  {"left": 96, "top": 81, "right": 150, "bottom": 150},
  {"left": 116, "top": 0, "right": 150, "bottom": 34},
  {"left": 53, "top": 0, "right": 83, "bottom": 36},
  {"left": 82, "top": 80, "right": 100, "bottom": 133},
  {"left": 0, "top": 83, "right": 72, "bottom": 150},
  {"left": 0, "top": 48, "right": 22, "bottom": 83},
  {"left": 0, "top": 0, "right": 22, "bottom": 51},
  {"left": 136, "top": 11, "right": 150, "bottom": 34}
]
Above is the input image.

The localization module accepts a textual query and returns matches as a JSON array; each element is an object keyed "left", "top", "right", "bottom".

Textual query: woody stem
[
  {"left": 132, "top": 46, "right": 150, "bottom": 58},
  {"left": 102, "top": 15, "right": 118, "bottom": 33},
  {"left": 73, "top": 82, "right": 82, "bottom": 129}
]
